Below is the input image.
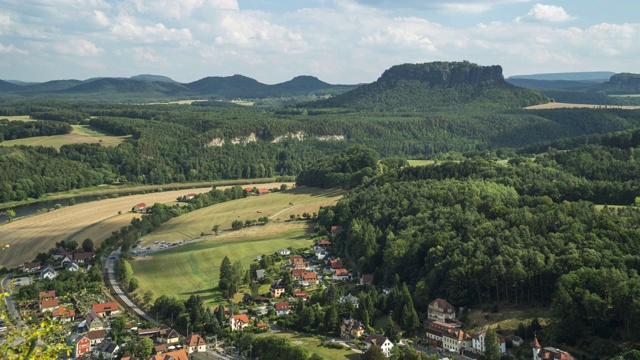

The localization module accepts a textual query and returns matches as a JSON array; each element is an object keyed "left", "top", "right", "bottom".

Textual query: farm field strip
[
  {"left": 0, "top": 182, "right": 291, "bottom": 269},
  {"left": 524, "top": 102, "right": 640, "bottom": 110},
  {"left": 140, "top": 186, "right": 344, "bottom": 246},
  {"left": 0, "top": 125, "right": 129, "bottom": 149},
  {"left": 130, "top": 224, "right": 313, "bottom": 304}
]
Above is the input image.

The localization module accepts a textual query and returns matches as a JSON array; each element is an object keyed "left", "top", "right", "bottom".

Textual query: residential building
[
  {"left": 67, "top": 334, "right": 91, "bottom": 358},
  {"left": 330, "top": 259, "right": 343, "bottom": 270},
  {"left": 87, "top": 329, "right": 105, "bottom": 346},
  {"left": 52, "top": 305, "right": 75, "bottom": 322},
  {"left": 93, "top": 341, "right": 119, "bottom": 359},
  {"left": 66, "top": 261, "right": 80, "bottom": 272},
  {"left": 85, "top": 311, "right": 104, "bottom": 331},
  {"left": 92, "top": 301, "right": 120, "bottom": 317},
  {"left": 184, "top": 333, "right": 207, "bottom": 354},
  {"left": 278, "top": 248, "right": 291, "bottom": 256},
  {"left": 365, "top": 334, "right": 394, "bottom": 357},
  {"left": 293, "top": 291, "right": 308, "bottom": 299},
  {"left": 472, "top": 329, "right": 506, "bottom": 355},
  {"left": 314, "top": 239, "right": 332, "bottom": 252},
  {"left": 256, "top": 269, "right": 265, "bottom": 280},
  {"left": 40, "top": 297, "right": 59, "bottom": 312},
  {"left": 38, "top": 290, "right": 56, "bottom": 302},
  {"left": 292, "top": 268, "right": 306, "bottom": 281},
  {"left": 333, "top": 268, "right": 350, "bottom": 281},
  {"left": 149, "top": 349, "right": 189, "bottom": 360},
  {"left": 301, "top": 271, "right": 317, "bottom": 286},
  {"left": 270, "top": 279, "right": 286, "bottom": 298},
  {"left": 23, "top": 261, "right": 41, "bottom": 273},
  {"left": 428, "top": 298, "right": 456, "bottom": 322},
  {"left": 532, "top": 336, "right": 575, "bottom": 360},
  {"left": 341, "top": 318, "right": 365, "bottom": 339},
  {"left": 512, "top": 336, "right": 523, "bottom": 347},
  {"left": 360, "top": 274, "right": 374, "bottom": 285},
  {"left": 290, "top": 255, "right": 306, "bottom": 269},
  {"left": 73, "top": 252, "right": 94, "bottom": 263},
  {"left": 443, "top": 329, "right": 472, "bottom": 354},
  {"left": 39, "top": 266, "right": 56, "bottom": 280},
  {"left": 257, "top": 188, "right": 270, "bottom": 195},
  {"left": 230, "top": 314, "right": 250, "bottom": 331},
  {"left": 134, "top": 203, "right": 147, "bottom": 213},
  {"left": 339, "top": 294, "right": 359, "bottom": 308},
  {"left": 275, "top": 302, "right": 290, "bottom": 316},
  {"left": 330, "top": 225, "right": 343, "bottom": 234},
  {"left": 158, "top": 328, "right": 180, "bottom": 344},
  {"left": 426, "top": 321, "right": 460, "bottom": 344}
]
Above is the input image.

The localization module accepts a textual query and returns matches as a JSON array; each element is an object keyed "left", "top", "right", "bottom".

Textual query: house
[
  {"left": 270, "top": 280, "right": 286, "bottom": 298},
  {"left": 278, "top": 248, "right": 291, "bottom": 256},
  {"left": 158, "top": 328, "right": 180, "bottom": 344},
  {"left": 153, "top": 343, "right": 168, "bottom": 354},
  {"left": 137, "top": 328, "right": 161, "bottom": 338},
  {"left": 256, "top": 269, "right": 265, "bottom": 280},
  {"left": 244, "top": 187, "right": 254, "bottom": 193},
  {"left": 290, "top": 255, "right": 306, "bottom": 268},
  {"left": 149, "top": 349, "right": 189, "bottom": 360},
  {"left": 360, "top": 274, "right": 374, "bottom": 285},
  {"left": 365, "top": 334, "right": 394, "bottom": 357},
  {"left": 184, "top": 333, "right": 207, "bottom": 353},
  {"left": 92, "top": 301, "right": 120, "bottom": 317},
  {"left": 443, "top": 329, "right": 472, "bottom": 354},
  {"left": 39, "top": 290, "right": 56, "bottom": 302},
  {"left": 121, "top": 353, "right": 140, "bottom": 360},
  {"left": 51, "top": 305, "right": 75, "bottom": 322},
  {"left": 428, "top": 298, "right": 456, "bottom": 322},
  {"left": 39, "top": 266, "right": 56, "bottom": 280},
  {"left": 23, "top": 261, "right": 41, "bottom": 273},
  {"left": 293, "top": 291, "right": 308, "bottom": 299},
  {"left": 512, "top": 336, "right": 523, "bottom": 347},
  {"left": 257, "top": 322, "right": 268, "bottom": 330},
  {"left": 330, "top": 259, "right": 343, "bottom": 270},
  {"left": 67, "top": 334, "right": 91, "bottom": 358},
  {"left": 330, "top": 225, "right": 343, "bottom": 234},
  {"left": 314, "top": 239, "right": 332, "bottom": 252},
  {"left": 242, "top": 293, "right": 253, "bottom": 303},
  {"left": 292, "top": 268, "right": 306, "bottom": 281},
  {"left": 426, "top": 321, "right": 460, "bottom": 344},
  {"left": 301, "top": 271, "right": 317, "bottom": 286},
  {"left": 66, "top": 261, "right": 80, "bottom": 272},
  {"left": 532, "top": 336, "right": 575, "bottom": 360},
  {"left": 87, "top": 329, "right": 105, "bottom": 345},
  {"left": 94, "top": 341, "right": 120, "bottom": 359},
  {"left": 316, "top": 251, "right": 328, "bottom": 260},
  {"left": 339, "top": 294, "right": 359, "bottom": 308},
  {"left": 253, "top": 305, "right": 269, "bottom": 315},
  {"left": 73, "top": 252, "right": 94, "bottom": 263},
  {"left": 274, "top": 302, "right": 290, "bottom": 316},
  {"left": 40, "top": 297, "right": 59, "bottom": 311},
  {"left": 186, "top": 193, "right": 196, "bottom": 200},
  {"left": 85, "top": 311, "right": 104, "bottom": 331},
  {"left": 333, "top": 268, "right": 350, "bottom": 281},
  {"left": 341, "top": 318, "right": 365, "bottom": 339},
  {"left": 230, "top": 314, "right": 250, "bottom": 331},
  {"left": 60, "top": 255, "right": 73, "bottom": 266},
  {"left": 134, "top": 203, "right": 147, "bottom": 213},
  {"left": 257, "top": 188, "right": 269, "bottom": 195},
  {"left": 471, "top": 329, "right": 506, "bottom": 355}
]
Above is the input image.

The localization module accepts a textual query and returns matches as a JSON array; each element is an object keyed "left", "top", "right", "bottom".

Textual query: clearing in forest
[{"left": 0, "top": 125, "right": 129, "bottom": 149}]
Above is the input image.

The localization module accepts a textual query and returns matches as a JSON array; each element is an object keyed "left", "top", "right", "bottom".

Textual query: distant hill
[
  {"left": 130, "top": 74, "right": 178, "bottom": 83},
  {"left": 185, "top": 74, "right": 270, "bottom": 97},
  {"left": 0, "top": 80, "right": 23, "bottom": 92},
  {"left": 592, "top": 73, "right": 640, "bottom": 95},
  {"left": 3, "top": 80, "right": 39, "bottom": 85},
  {"left": 271, "top": 76, "right": 356, "bottom": 96},
  {"left": 505, "top": 78, "right": 599, "bottom": 91},
  {"left": 62, "top": 78, "right": 193, "bottom": 96},
  {"left": 527, "top": 73, "right": 640, "bottom": 105},
  {"left": 508, "top": 71, "right": 615, "bottom": 82},
  {"left": 21, "top": 80, "right": 83, "bottom": 92},
  {"left": 306, "top": 61, "right": 548, "bottom": 111}
]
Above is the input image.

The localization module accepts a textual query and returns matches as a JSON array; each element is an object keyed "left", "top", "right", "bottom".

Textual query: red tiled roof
[
  {"left": 302, "top": 271, "right": 317, "bottom": 280},
  {"left": 185, "top": 334, "right": 206, "bottom": 347},
  {"left": 73, "top": 252, "right": 94, "bottom": 261},
  {"left": 334, "top": 268, "right": 349, "bottom": 276},
  {"left": 317, "top": 239, "right": 332, "bottom": 245},
  {"left": 231, "top": 314, "right": 249, "bottom": 324},
  {"left": 330, "top": 259, "right": 343, "bottom": 269},
  {"left": 293, "top": 291, "right": 307, "bottom": 297},
  {"left": 92, "top": 301, "right": 119, "bottom": 314},
  {"left": 292, "top": 268, "right": 306, "bottom": 277},
  {"left": 87, "top": 329, "right": 105, "bottom": 340},
  {"left": 52, "top": 305, "right": 75, "bottom": 318},
  {"left": 187, "top": 193, "right": 196, "bottom": 197},
  {"left": 245, "top": 187, "right": 253, "bottom": 192},
  {"left": 366, "top": 334, "right": 389, "bottom": 347},
  {"left": 258, "top": 188, "right": 269, "bottom": 194},
  {"left": 150, "top": 349, "right": 188, "bottom": 360},
  {"left": 24, "top": 262, "right": 41, "bottom": 269},
  {"left": 39, "top": 290, "right": 56, "bottom": 301},
  {"left": 274, "top": 302, "right": 289, "bottom": 311},
  {"left": 257, "top": 323, "right": 267, "bottom": 328},
  {"left": 330, "top": 225, "right": 343, "bottom": 233},
  {"left": 137, "top": 203, "right": 146, "bottom": 208},
  {"left": 361, "top": 274, "right": 374, "bottom": 284},
  {"left": 41, "top": 298, "right": 59, "bottom": 309}
]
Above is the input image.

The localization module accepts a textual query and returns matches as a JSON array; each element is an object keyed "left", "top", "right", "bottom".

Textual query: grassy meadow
[
  {"left": 130, "top": 224, "right": 314, "bottom": 304},
  {"left": 0, "top": 125, "right": 129, "bottom": 149},
  {"left": 407, "top": 159, "right": 436, "bottom": 166},
  {"left": 257, "top": 333, "right": 361, "bottom": 360},
  {"left": 139, "top": 186, "right": 344, "bottom": 246}
]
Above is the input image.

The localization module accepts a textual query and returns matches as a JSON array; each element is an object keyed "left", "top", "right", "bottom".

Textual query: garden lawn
[
  {"left": 130, "top": 226, "right": 313, "bottom": 305},
  {"left": 257, "top": 333, "right": 361, "bottom": 360}
]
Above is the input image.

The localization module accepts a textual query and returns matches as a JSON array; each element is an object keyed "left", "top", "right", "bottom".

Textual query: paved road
[
  {"left": 103, "top": 248, "right": 159, "bottom": 326},
  {"left": 1, "top": 274, "right": 25, "bottom": 329}
]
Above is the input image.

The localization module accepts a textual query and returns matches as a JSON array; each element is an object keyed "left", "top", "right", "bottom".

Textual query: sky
[{"left": 0, "top": 0, "right": 639, "bottom": 84}]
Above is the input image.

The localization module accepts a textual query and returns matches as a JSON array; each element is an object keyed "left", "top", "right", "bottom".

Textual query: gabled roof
[
  {"left": 86, "top": 311, "right": 102, "bottom": 323},
  {"left": 270, "top": 279, "right": 284, "bottom": 289},
  {"left": 149, "top": 349, "right": 188, "bottom": 360},
  {"left": 231, "top": 314, "right": 250, "bottom": 324},
  {"left": 258, "top": 188, "right": 269, "bottom": 194},
  {"left": 52, "top": 305, "right": 75, "bottom": 318},
  {"left": 532, "top": 335, "right": 541, "bottom": 348},
  {"left": 331, "top": 225, "right": 343, "bottom": 233},
  {"left": 92, "top": 301, "right": 119, "bottom": 314},
  {"left": 137, "top": 203, "right": 147, "bottom": 208},
  {"left": 302, "top": 271, "right": 317, "bottom": 280},
  {"left": 41, "top": 298, "right": 59, "bottom": 309},
  {"left": 187, "top": 193, "right": 196, "bottom": 197},
  {"left": 361, "top": 274, "right": 374, "bottom": 284},
  {"left": 138, "top": 328, "right": 161, "bottom": 336},
  {"left": 316, "top": 239, "right": 332, "bottom": 246},
  {"left": 39, "top": 290, "right": 56, "bottom": 302},
  {"left": 430, "top": 298, "right": 455, "bottom": 311},
  {"left": 291, "top": 268, "right": 306, "bottom": 277},
  {"left": 330, "top": 259, "right": 343, "bottom": 269},
  {"left": 185, "top": 333, "right": 207, "bottom": 347},
  {"left": 274, "top": 302, "right": 289, "bottom": 311},
  {"left": 66, "top": 261, "right": 80, "bottom": 270},
  {"left": 366, "top": 334, "right": 390, "bottom": 347},
  {"left": 24, "top": 261, "right": 41, "bottom": 269},
  {"left": 73, "top": 252, "right": 94, "bottom": 261},
  {"left": 87, "top": 329, "right": 106, "bottom": 340},
  {"left": 334, "top": 268, "right": 349, "bottom": 276},
  {"left": 257, "top": 323, "right": 268, "bottom": 328},
  {"left": 293, "top": 291, "right": 308, "bottom": 298}
]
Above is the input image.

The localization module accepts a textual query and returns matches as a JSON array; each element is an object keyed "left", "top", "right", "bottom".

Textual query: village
[{"left": 2, "top": 214, "right": 576, "bottom": 360}]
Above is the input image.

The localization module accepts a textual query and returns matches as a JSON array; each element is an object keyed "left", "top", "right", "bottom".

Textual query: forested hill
[{"left": 304, "top": 61, "right": 549, "bottom": 111}]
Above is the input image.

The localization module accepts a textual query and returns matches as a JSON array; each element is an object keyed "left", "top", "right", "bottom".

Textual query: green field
[
  {"left": 257, "top": 333, "right": 361, "bottom": 360},
  {"left": 0, "top": 125, "right": 129, "bottom": 149},
  {"left": 130, "top": 226, "right": 313, "bottom": 304},
  {"left": 1, "top": 115, "right": 34, "bottom": 121},
  {"left": 407, "top": 159, "right": 435, "bottom": 166},
  {"left": 140, "top": 186, "right": 343, "bottom": 245}
]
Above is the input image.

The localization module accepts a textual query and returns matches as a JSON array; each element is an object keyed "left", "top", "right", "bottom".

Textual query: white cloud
[
  {"left": 53, "top": 39, "right": 103, "bottom": 56},
  {"left": 110, "top": 15, "right": 193, "bottom": 43},
  {"left": 94, "top": 10, "right": 110, "bottom": 27},
  {"left": 0, "top": 42, "right": 28, "bottom": 55},
  {"left": 438, "top": 0, "right": 531, "bottom": 14},
  {"left": 130, "top": 0, "right": 238, "bottom": 19},
  {"left": 131, "top": 47, "right": 170, "bottom": 64},
  {"left": 516, "top": 3, "right": 575, "bottom": 23},
  {"left": 362, "top": 27, "right": 437, "bottom": 52}
]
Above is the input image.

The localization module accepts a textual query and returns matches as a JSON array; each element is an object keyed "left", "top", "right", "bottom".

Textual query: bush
[
  {"left": 69, "top": 198, "right": 76, "bottom": 206},
  {"left": 54, "top": 203, "right": 62, "bottom": 209}
]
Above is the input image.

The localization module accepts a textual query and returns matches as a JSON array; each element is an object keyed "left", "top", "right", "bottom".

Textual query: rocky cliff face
[
  {"left": 378, "top": 61, "right": 505, "bottom": 86},
  {"left": 608, "top": 73, "right": 640, "bottom": 87}
]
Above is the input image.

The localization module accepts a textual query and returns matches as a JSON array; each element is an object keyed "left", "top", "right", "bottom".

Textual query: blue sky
[{"left": 0, "top": 0, "right": 638, "bottom": 83}]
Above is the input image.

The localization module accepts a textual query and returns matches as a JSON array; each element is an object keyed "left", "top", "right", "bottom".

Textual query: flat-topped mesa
[
  {"left": 378, "top": 61, "right": 505, "bottom": 86},
  {"left": 608, "top": 73, "right": 640, "bottom": 87}
]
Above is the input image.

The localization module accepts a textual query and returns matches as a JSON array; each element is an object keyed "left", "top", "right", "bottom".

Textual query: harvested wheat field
[
  {"left": 525, "top": 102, "right": 640, "bottom": 110},
  {"left": 0, "top": 182, "right": 292, "bottom": 269}
]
